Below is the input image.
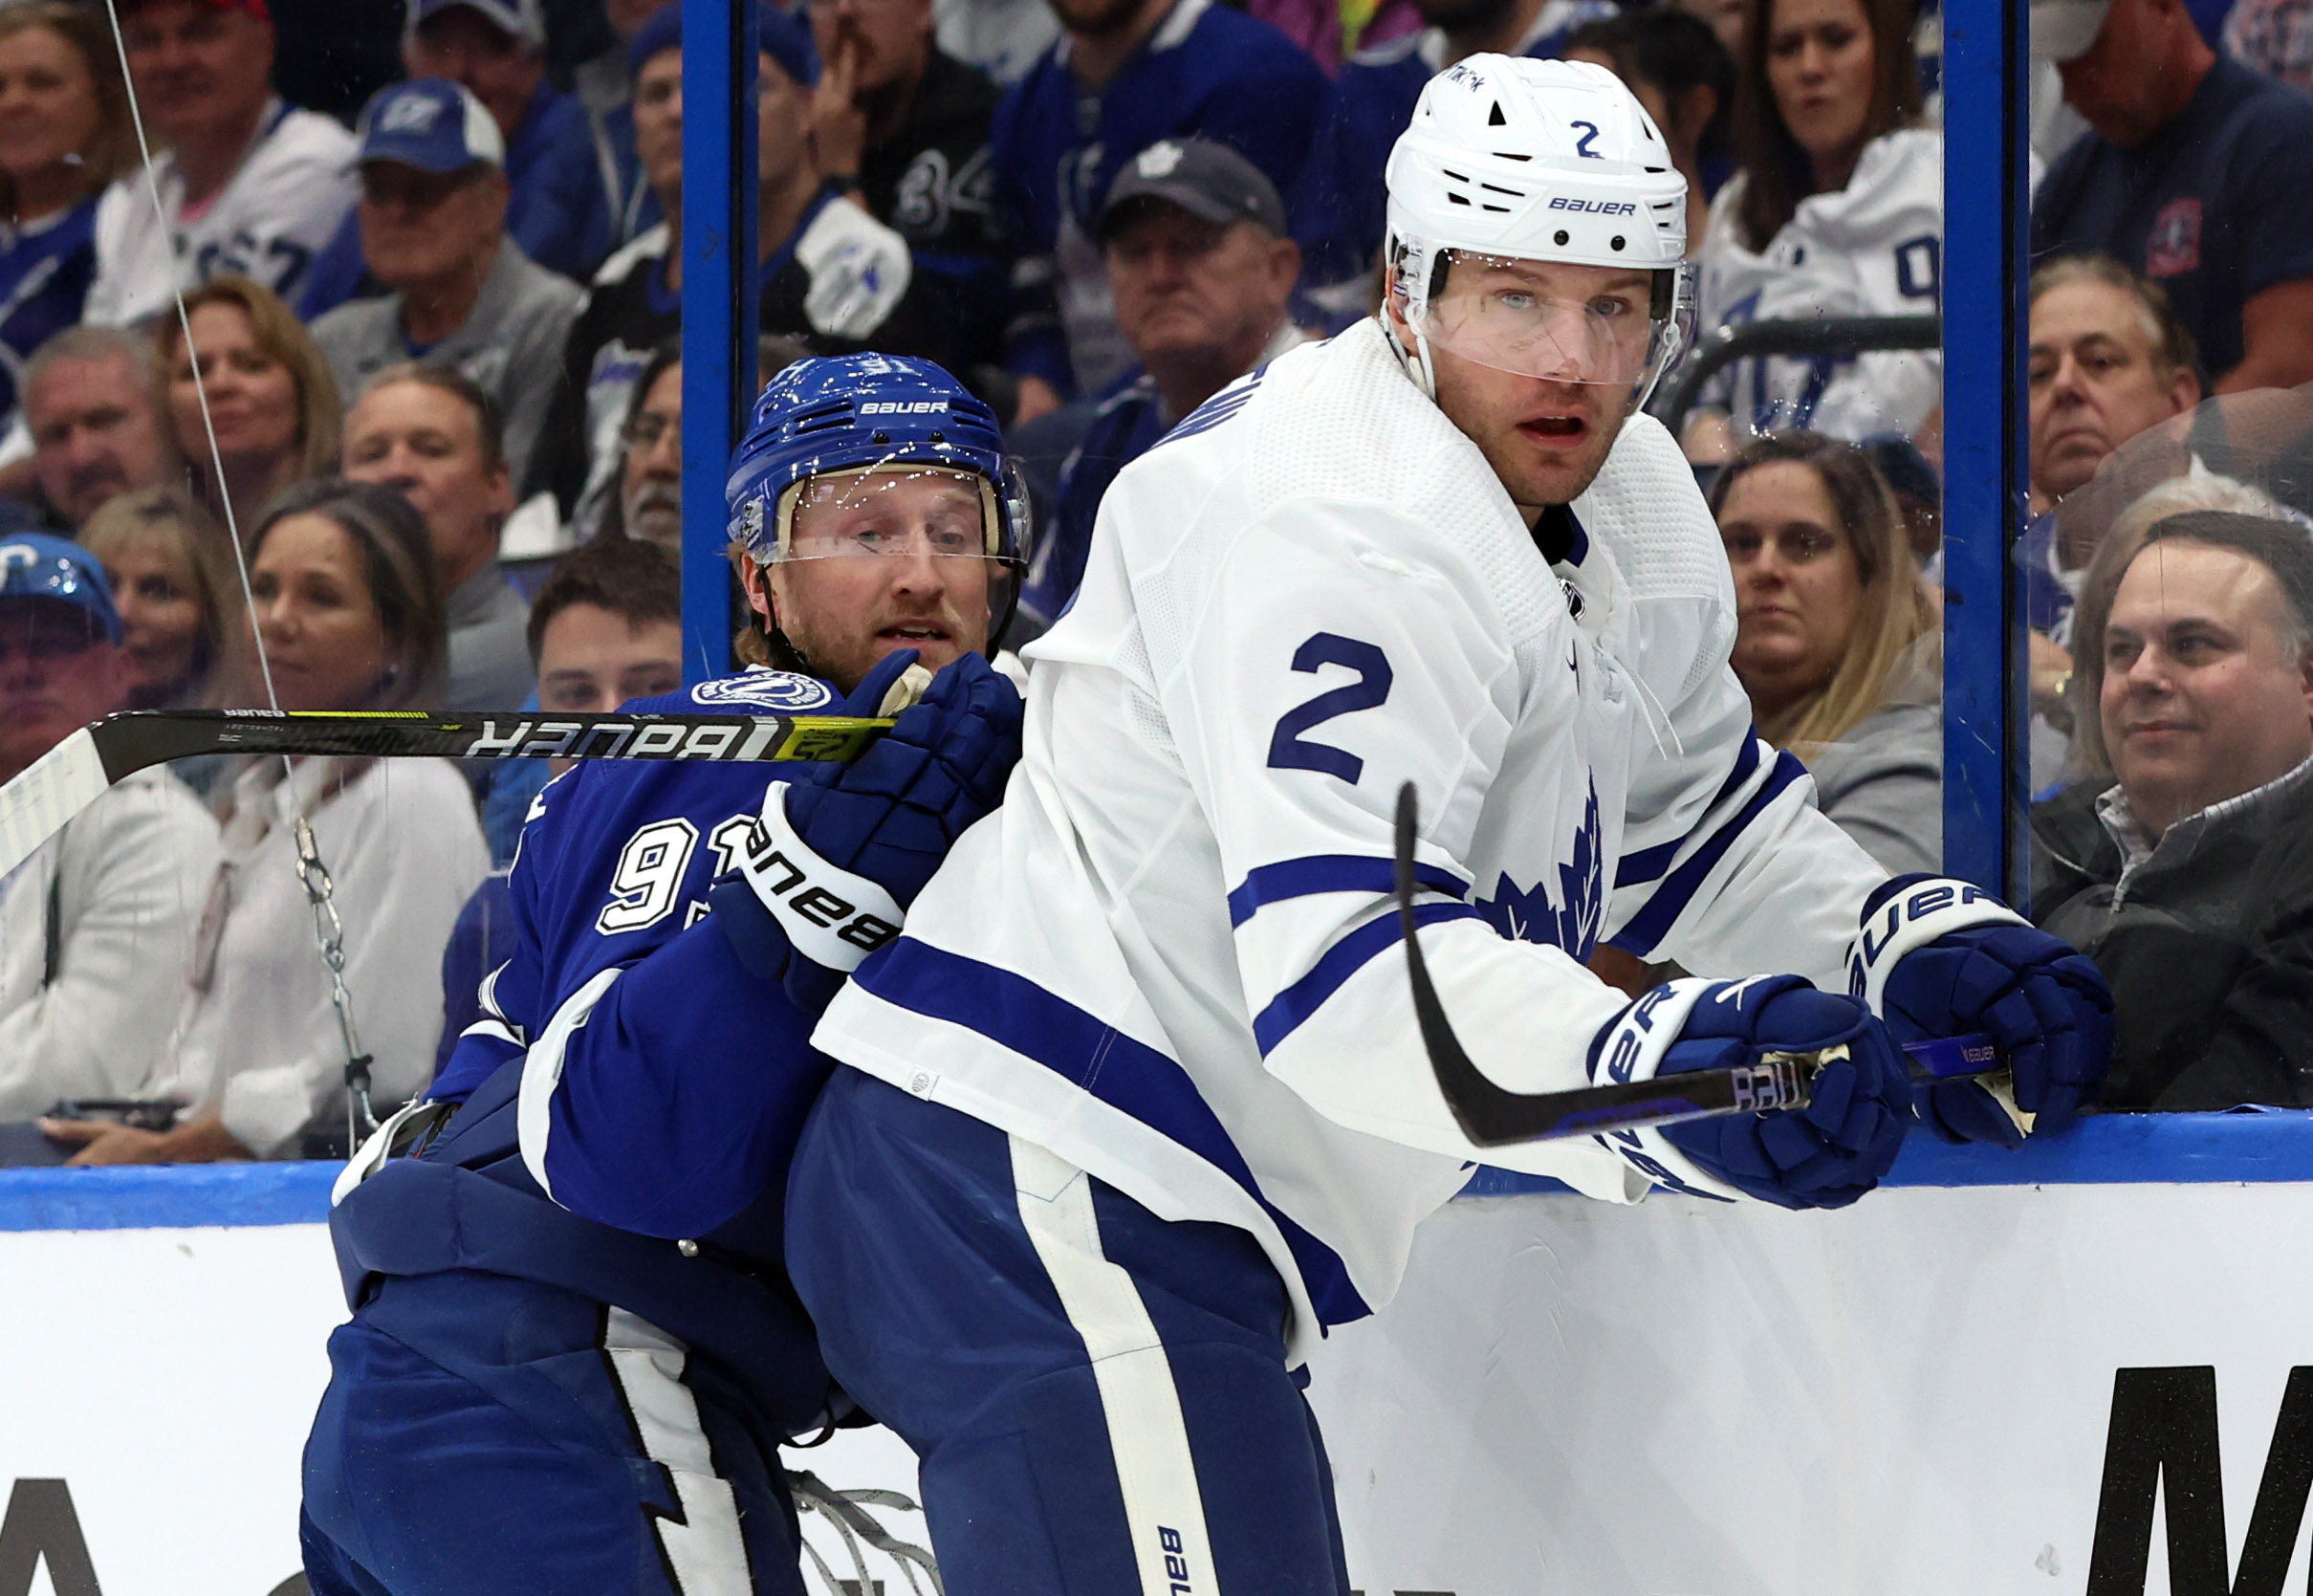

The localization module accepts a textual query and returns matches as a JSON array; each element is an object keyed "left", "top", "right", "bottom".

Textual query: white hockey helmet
[{"left": 1384, "top": 55, "right": 1693, "bottom": 403}]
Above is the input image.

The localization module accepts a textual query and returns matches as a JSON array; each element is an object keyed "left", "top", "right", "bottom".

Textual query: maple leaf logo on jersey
[{"left": 1473, "top": 780, "right": 1603, "bottom": 959}]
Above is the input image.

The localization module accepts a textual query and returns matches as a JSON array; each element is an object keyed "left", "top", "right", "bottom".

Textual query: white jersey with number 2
[{"left": 813, "top": 317, "right": 1889, "bottom": 1360}]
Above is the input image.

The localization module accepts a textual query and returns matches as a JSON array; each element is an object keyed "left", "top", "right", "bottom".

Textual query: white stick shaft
[{"left": 0, "top": 728, "right": 107, "bottom": 882}]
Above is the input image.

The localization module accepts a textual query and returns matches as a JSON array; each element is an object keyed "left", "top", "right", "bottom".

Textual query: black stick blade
[{"left": 1395, "top": 781, "right": 1814, "bottom": 1148}]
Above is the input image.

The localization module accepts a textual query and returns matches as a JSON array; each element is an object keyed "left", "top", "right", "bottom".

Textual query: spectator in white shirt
[
  {"left": 0, "top": 536, "right": 214, "bottom": 1134},
  {"left": 84, "top": 0, "right": 358, "bottom": 327},
  {"left": 47, "top": 480, "right": 489, "bottom": 1164}
]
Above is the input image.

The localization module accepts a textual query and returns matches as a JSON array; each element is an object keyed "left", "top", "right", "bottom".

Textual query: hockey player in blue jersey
[
  {"left": 299, "top": 352, "right": 1027, "bottom": 1596},
  {"left": 788, "top": 57, "right": 2115, "bottom": 1595}
]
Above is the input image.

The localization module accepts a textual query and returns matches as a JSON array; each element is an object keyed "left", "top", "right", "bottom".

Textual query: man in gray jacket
[
  {"left": 0, "top": 537, "right": 215, "bottom": 1141},
  {"left": 310, "top": 77, "right": 582, "bottom": 485}
]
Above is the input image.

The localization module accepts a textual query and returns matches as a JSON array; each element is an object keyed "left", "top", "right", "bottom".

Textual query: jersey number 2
[{"left": 1267, "top": 633, "right": 1392, "bottom": 785}]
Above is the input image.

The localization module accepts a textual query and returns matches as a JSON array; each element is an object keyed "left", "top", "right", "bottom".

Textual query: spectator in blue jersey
[
  {"left": 2032, "top": 0, "right": 2313, "bottom": 390},
  {"left": 525, "top": 4, "right": 932, "bottom": 536},
  {"left": 1017, "top": 140, "right": 1303, "bottom": 628},
  {"left": 809, "top": 0, "right": 1016, "bottom": 409},
  {"left": 1293, "top": 0, "right": 1616, "bottom": 329},
  {"left": 21, "top": 326, "right": 181, "bottom": 531},
  {"left": 990, "top": 0, "right": 1326, "bottom": 413},
  {"left": 310, "top": 79, "right": 584, "bottom": 487},
  {"left": 0, "top": 6, "right": 135, "bottom": 445},
  {"left": 1565, "top": 6, "right": 1736, "bottom": 250}
]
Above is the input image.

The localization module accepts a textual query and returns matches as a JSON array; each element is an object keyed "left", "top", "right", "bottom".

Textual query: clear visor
[
  {"left": 1408, "top": 251, "right": 1680, "bottom": 388},
  {"left": 755, "top": 462, "right": 1024, "bottom": 563}
]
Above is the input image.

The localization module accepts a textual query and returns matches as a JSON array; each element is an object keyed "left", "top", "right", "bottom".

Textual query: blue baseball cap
[
  {"left": 355, "top": 78, "right": 506, "bottom": 174},
  {"left": 628, "top": 2, "right": 818, "bottom": 90},
  {"left": 0, "top": 535, "right": 120, "bottom": 645}
]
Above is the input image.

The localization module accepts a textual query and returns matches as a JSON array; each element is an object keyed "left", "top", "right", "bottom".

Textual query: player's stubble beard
[{"left": 1423, "top": 342, "right": 1629, "bottom": 525}]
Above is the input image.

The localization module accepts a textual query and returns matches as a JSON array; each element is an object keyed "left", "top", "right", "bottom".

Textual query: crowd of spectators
[{"left": 3, "top": 0, "right": 2313, "bottom": 1164}]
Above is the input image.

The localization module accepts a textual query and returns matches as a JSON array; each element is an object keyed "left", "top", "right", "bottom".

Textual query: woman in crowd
[
  {"left": 1565, "top": 6, "right": 1735, "bottom": 250},
  {"left": 0, "top": 4, "right": 132, "bottom": 438},
  {"left": 160, "top": 275, "right": 341, "bottom": 540},
  {"left": 1711, "top": 429, "right": 1939, "bottom": 872},
  {"left": 44, "top": 480, "right": 490, "bottom": 1167},
  {"left": 1686, "top": 0, "right": 1940, "bottom": 458},
  {"left": 77, "top": 486, "right": 237, "bottom": 710}
]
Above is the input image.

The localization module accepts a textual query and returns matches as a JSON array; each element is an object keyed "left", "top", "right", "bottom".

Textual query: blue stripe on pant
[
  {"left": 786, "top": 1067, "right": 1351, "bottom": 1596},
  {"left": 299, "top": 1271, "right": 806, "bottom": 1596}
]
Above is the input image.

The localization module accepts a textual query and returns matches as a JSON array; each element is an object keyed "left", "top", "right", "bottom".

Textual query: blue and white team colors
[
  {"left": 1692, "top": 127, "right": 1945, "bottom": 440},
  {"left": 812, "top": 315, "right": 1896, "bottom": 1363}
]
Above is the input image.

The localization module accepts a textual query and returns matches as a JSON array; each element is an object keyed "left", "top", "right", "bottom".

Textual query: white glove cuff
[
  {"left": 1588, "top": 977, "right": 1748, "bottom": 1204},
  {"left": 1845, "top": 878, "right": 2026, "bottom": 1013},
  {"left": 737, "top": 781, "right": 906, "bottom": 973}
]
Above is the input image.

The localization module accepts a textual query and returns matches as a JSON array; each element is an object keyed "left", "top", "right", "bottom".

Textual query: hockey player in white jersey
[{"left": 787, "top": 56, "right": 2111, "bottom": 1595}]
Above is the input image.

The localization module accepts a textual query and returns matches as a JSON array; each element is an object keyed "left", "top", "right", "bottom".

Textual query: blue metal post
[
  {"left": 679, "top": 0, "right": 759, "bottom": 685},
  {"left": 1939, "top": 0, "right": 2032, "bottom": 902}
]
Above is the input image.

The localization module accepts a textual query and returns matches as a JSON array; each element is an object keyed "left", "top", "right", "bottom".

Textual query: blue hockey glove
[
  {"left": 710, "top": 649, "right": 1024, "bottom": 1015},
  {"left": 1587, "top": 976, "right": 1913, "bottom": 1211},
  {"left": 1849, "top": 876, "right": 2113, "bottom": 1148}
]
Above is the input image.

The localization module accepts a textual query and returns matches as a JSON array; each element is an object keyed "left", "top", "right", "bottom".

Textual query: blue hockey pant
[
  {"left": 786, "top": 1066, "right": 1351, "bottom": 1596},
  {"left": 299, "top": 1270, "right": 806, "bottom": 1596}
]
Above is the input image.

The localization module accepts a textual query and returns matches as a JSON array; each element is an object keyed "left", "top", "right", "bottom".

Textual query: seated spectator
[
  {"left": 404, "top": 0, "right": 616, "bottom": 285},
  {"left": 162, "top": 274, "right": 341, "bottom": 536},
  {"left": 526, "top": 4, "right": 928, "bottom": 535},
  {"left": 21, "top": 325, "right": 181, "bottom": 530},
  {"left": 1018, "top": 139, "right": 1303, "bottom": 627},
  {"left": 1689, "top": 0, "right": 1942, "bottom": 457},
  {"left": 1565, "top": 6, "right": 1736, "bottom": 249},
  {"left": 86, "top": 0, "right": 358, "bottom": 328},
  {"left": 2032, "top": 0, "right": 2313, "bottom": 391},
  {"left": 2030, "top": 510, "right": 2313, "bottom": 1108},
  {"left": 0, "top": 6, "right": 136, "bottom": 439},
  {"left": 78, "top": 486, "right": 236, "bottom": 709},
  {"left": 309, "top": 78, "right": 584, "bottom": 486},
  {"left": 470, "top": 533, "right": 685, "bottom": 863},
  {"left": 341, "top": 363, "right": 535, "bottom": 708},
  {"left": 47, "top": 480, "right": 490, "bottom": 1165},
  {"left": 2021, "top": 254, "right": 2204, "bottom": 731},
  {"left": 568, "top": 0, "right": 675, "bottom": 253},
  {"left": 602, "top": 336, "right": 683, "bottom": 551},
  {"left": 1710, "top": 430, "right": 1941, "bottom": 872},
  {"left": 810, "top": 0, "right": 1014, "bottom": 398},
  {"left": 2050, "top": 470, "right": 2285, "bottom": 777},
  {"left": 1295, "top": 0, "right": 1615, "bottom": 327},
  {"left": 992, "top": 0, "right": 1326, "bottom": 408},
  {"left": 0, "top": 536, "right": 215, "bottom": 1135}
]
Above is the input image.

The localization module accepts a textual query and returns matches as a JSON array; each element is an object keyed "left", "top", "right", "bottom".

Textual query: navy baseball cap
[
  {"left": 406, "top": 0, "right": 546, "bottom": 50},
  {"left": 628, "top": 2, "right": 818, "bottom": 89},
  {"left": 0, "top": 535, "right": 120, "bottom": 645},
  {"left": 356, "top": 78, "right": 506, "bottom": 173},
  {"left": 1099, "top": 139, "right": 1288, "bottom": 242}
]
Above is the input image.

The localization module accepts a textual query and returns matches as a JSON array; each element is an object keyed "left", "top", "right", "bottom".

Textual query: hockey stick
[
  {"left": 1393, "top": 782, "right": 2000, "bottom": 1147},
  {"left": 0, "top": 708, "right": 891, "bottom": 883}
]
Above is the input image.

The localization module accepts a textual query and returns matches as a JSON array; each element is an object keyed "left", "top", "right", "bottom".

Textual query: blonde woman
[
  {"left": 159, "top": 274, "right": 342, "bottom": 538},
  {"left": 1711, "top": 429, "right": 1941, "bottom": 870},
  {"left": 77, "top": 486, "right": 238, "bottom": 710}
]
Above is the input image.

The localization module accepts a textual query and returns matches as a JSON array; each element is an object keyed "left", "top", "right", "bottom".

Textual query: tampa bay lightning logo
[
  {"left": 688, "top": 671, "right": 835, "bottom": 711},
  {"left": 1473, "top": 781, "right": 1604, "bottom": 959}
]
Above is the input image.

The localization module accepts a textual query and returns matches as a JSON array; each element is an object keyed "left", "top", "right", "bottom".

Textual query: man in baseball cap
[
  {"left": 2031, "top": 0, "right": 2313, "bottom": 392},
  {"left": 1017, "top": 139, "right": 1303, "bottom": 627},
  {"left": 309, "top": 79, "right": 583, "bottom": 484},
  {"left": 0, "top": 535, "right": 218, "bottom": 1163},
  {"left": 404, "top": 0, "right": 617, "bottom": 282}
]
